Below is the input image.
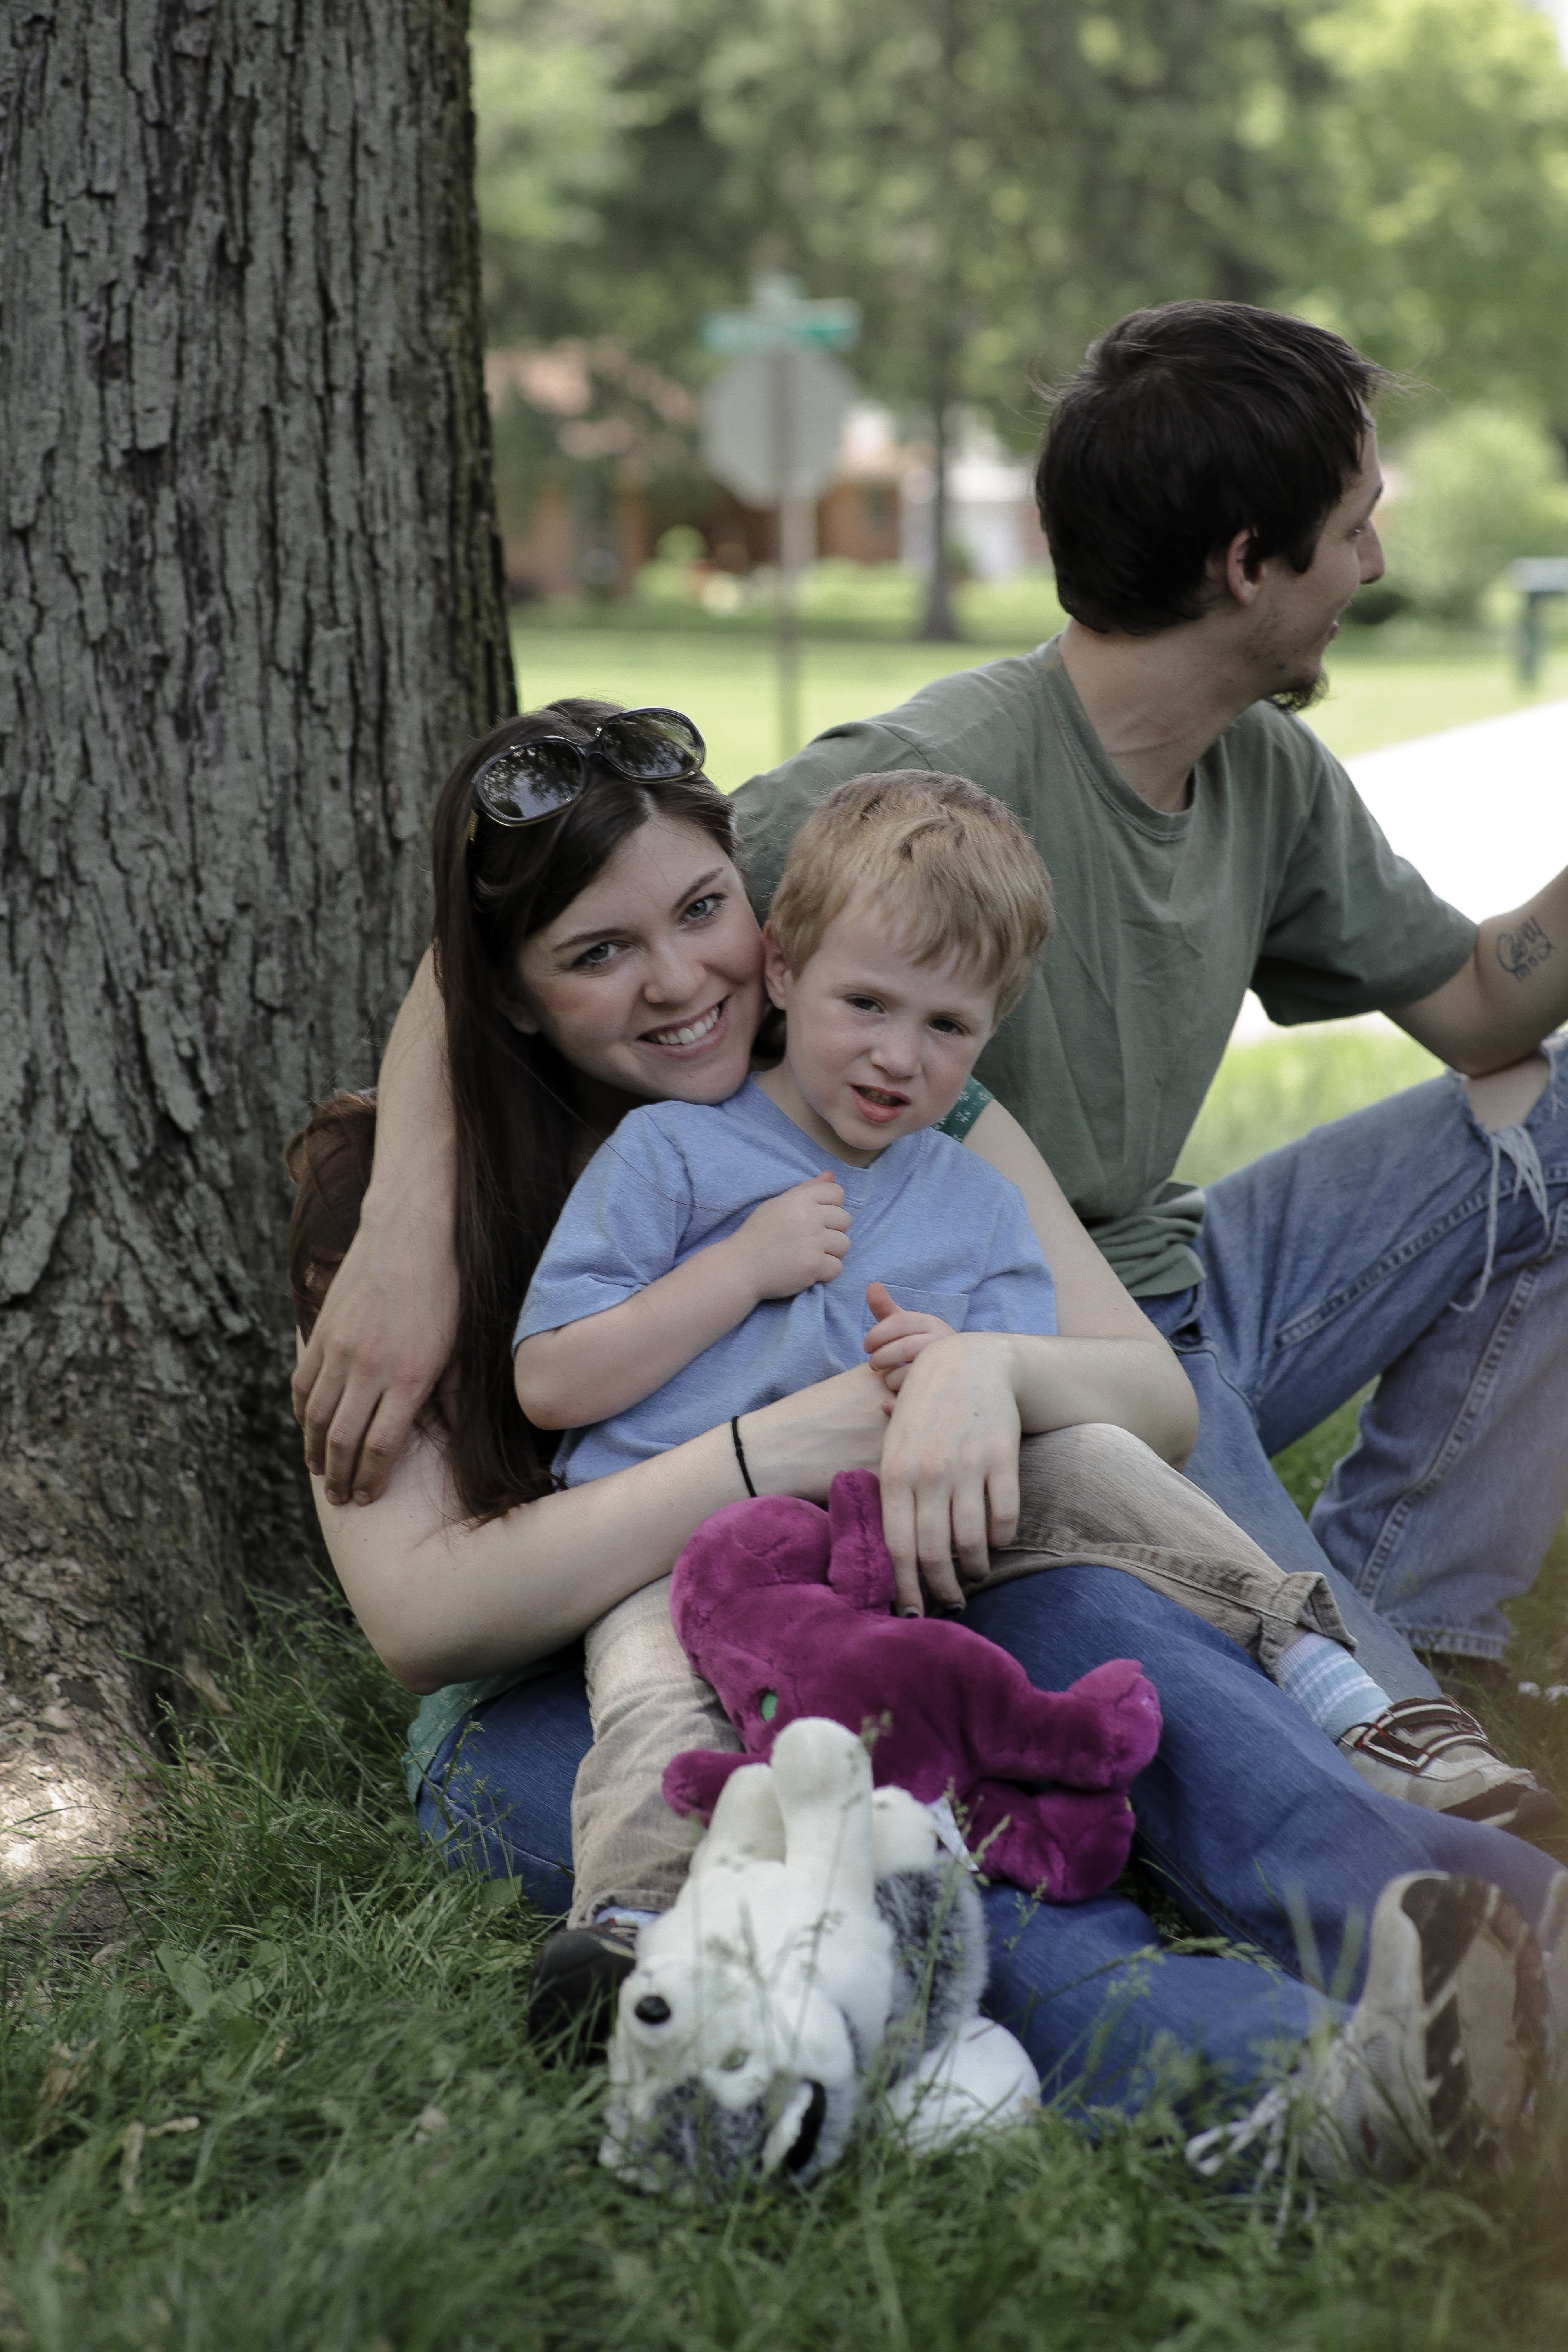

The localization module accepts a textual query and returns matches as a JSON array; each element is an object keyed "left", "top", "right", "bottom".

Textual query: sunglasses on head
[{"left": 469, "top": 706, "right": 707, "bottom": 831}]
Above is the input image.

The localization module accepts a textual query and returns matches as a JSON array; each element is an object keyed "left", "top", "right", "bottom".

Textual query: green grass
[
  {"left": 511, "top": 609, "right": 1568, "bottom": 785},
  {"left": 6, "top": 1027, "right": 1567, "bottom": 2347},
  {"left": 1174, "top": 1026, "right": 1447, "bottom": 1193},
  {"left": 4, "top": 1586, "right": 1566, "bottom": 2352}
]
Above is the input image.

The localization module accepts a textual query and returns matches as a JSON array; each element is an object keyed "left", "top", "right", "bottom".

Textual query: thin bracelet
[{"left": 730, "top": 1414, "right": 757, "bottom": 1498}]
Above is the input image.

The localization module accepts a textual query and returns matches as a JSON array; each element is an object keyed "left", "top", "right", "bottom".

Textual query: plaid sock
[{"left": 1275, "top": 1633, "right": 1392, "bottom": 1744}]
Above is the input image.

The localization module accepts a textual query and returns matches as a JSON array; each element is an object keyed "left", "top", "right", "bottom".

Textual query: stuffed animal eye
[
  {"left": 720, "top": 2048, "right": 749, "bottom": 2072},
  {"left": 759, "top": 1691, "right": 777, "bottom": 1721},
  {"left": 634, "top": 1994, "right": 672, "bottom": 2025}
]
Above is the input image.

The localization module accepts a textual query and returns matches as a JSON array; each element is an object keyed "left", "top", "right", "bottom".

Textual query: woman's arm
[
  {"left": 960, "top": 1097, "right": 1198, "bottom": 1468},
  {"left": 321, "top": 1361, "right": 894, "bottom": 1690},
  {"left": 292, "top": 950, "right": 460, "bottom": 1506}
]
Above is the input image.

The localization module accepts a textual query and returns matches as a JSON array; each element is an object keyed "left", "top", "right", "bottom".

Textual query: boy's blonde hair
[{"left": 767, "top": 771, "right": 1054, "bottom": 1019}]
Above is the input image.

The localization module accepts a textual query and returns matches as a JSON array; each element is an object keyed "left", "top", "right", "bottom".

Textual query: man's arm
[
  {"left": 290, "top": 948, "right": 459, "bottom": 1505},
  {"left": 1392, "top": 863, "right": 1568, "bottom": 1075},
  {"left": 514, "top": 1176, "right": 851, "bottom": 1428}
]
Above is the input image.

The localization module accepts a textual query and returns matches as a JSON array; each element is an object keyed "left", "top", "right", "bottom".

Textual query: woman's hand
[
  {"left": 875, "top": 1333, "right": 1024, "bottom": 1615},
  {"left": 292, "top": 1194, "right": 460, "bottom": 1505},
  {"left": 291, "top": 949, "right": 463, "bottom": 1505}
]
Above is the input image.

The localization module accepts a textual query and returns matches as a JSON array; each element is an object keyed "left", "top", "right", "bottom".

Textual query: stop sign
[{"left": 701, "top": 347, "right": 857, "bottom": 508}]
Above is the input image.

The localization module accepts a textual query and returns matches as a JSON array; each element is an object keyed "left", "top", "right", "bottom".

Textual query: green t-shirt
[{"left": 731, "top": 636, "right": 1476, "bottom": 1296}]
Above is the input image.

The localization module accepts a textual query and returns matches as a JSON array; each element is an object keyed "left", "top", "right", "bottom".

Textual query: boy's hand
[
  {"left": 863, "top": 1280, "right": 956, "bottom": 1393},
  {"left": 737, "top": 1174, "right": 851, "bottom": 1300}
]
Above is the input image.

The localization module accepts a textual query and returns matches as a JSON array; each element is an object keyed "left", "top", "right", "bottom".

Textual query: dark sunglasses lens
[
  {"left": 475, "top": 741, "right": 583, "bottom": 824},
  {"left": 599, "top": 710, "right": 705, "bottom": 781}
]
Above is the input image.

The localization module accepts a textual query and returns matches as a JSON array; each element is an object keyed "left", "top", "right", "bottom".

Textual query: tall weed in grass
[{"left": 1, "top": 1584, "right": 1566, "bottom": 2350}]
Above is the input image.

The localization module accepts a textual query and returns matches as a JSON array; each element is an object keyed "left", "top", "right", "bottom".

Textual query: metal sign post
[
  {"left": 700, "top": 276, "right": 860, "bottom": 761},
  {"left": 1507, "top": 557, "right": 1568, "bottom": 686}
]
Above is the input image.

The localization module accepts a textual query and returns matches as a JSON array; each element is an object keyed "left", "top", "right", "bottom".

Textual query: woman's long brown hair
[{"left": 288, "top": 700, "right": 743, "bottom": 1523}]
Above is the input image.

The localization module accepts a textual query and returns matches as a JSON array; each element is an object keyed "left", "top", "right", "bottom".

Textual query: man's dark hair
[{"left": 1037, "top": 301, "right": 1395, "bottom": 637}]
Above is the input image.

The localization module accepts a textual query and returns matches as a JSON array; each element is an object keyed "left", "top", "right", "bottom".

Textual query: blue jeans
[
  {"left": 418, "top": 1564, "right": 1566, "bottom": 2118},
  {"left": 1145, "top": 1040, "right": 1568, "bottom": 1673}
]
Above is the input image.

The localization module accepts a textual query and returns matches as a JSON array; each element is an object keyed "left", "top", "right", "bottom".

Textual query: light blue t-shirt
[{"left": 514, "top": 1076, "right": 1057, "bottom": 1485}]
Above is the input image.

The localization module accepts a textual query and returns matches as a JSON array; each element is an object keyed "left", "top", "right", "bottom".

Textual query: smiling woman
[
  {"left": 504, "top": 811, "right": 762, "bottom": 1111},
  {"left": 424, "top": 701, "right": 760, "bottom": 1523}
]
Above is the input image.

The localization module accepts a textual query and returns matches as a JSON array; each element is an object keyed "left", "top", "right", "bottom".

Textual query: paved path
[{"left": 1235, "top": 697, "right": 1568, "bottom": 1042}]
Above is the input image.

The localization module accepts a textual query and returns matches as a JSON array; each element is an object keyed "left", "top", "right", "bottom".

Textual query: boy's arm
[{"left": 514, "top": 1174, "right": 853, "bottom": 1430}]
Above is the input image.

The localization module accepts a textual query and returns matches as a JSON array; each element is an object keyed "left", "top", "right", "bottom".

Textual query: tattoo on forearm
[{"left": 1496, "top": 916, "right": 1556, "bottom": 982}]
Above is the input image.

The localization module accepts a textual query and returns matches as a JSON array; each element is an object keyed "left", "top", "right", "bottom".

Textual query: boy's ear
[{"left": 760, "top": 922, "right": 793, "bottom": 1013}]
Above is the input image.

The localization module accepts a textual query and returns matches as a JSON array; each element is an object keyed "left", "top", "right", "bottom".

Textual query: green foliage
[
  {"left": 693, "top": 0, "right": 1324, "bottom": 429},
  {"left": 473, "top": 0, "right": 772, "bottom": 363},
  {"left": 2, "top": 1584, "right": 1567, "bottom": 2348},
  {"left": 1299, "top": 0, "right": 1568, "bottom": 416},
  {"left": 1379, "top": 406, "right": 1568, "bottom": 620},
  {"left": 471, "top": 0, "right": 1330, "bottom": 427},
  {"left": 472, "top": 0, "right": 1568, "bottom": 472}
]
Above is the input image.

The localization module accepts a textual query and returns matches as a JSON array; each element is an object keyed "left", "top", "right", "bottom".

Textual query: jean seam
[
  {"left": 1349, "top": 1200, "right": 1568, "bottom": 1617},
  {"left": 1171, "top": 1330, "right": 1271, "bottom": 1427},
  {"left": 1268, "top": 1167, "right": 1568, "bottom": 1356}
]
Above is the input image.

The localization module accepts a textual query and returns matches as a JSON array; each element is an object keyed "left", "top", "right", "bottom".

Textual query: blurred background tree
[
  {"left": 471, "top": 0, "right": 1568, "bottom": 636},
  {"left": 1379, "top": 407, "right": 1568, "bottom": 619},
  {"left": 1298, "top": 0, "right": 1568, "bottom": 426}
]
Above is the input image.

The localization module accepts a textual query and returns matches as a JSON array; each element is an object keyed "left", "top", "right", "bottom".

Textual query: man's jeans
[{"left": 1144, "top": 1036, "right": 1568, "bottom": 1676}]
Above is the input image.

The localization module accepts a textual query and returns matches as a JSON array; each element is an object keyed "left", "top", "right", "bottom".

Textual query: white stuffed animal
[{"left": 600, "top": 1716, "right": 1040, "bottom": 2191}]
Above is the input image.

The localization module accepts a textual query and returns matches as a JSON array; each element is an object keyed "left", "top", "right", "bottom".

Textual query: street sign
[
  {"left": 1506, "top": 557, "right": 1568, "bottom": 684},
  {"left": 701, "top": 346, "right": 858, "bottom": 508},
  {"left": 697, "top": 276, "right": 862, "bottom": 761},
  {"left": 700, "top": 271, "right": 860, "bottom": 358},
  {"left": 1507, "top": 557, "right": 1568, "bottom": 595}
]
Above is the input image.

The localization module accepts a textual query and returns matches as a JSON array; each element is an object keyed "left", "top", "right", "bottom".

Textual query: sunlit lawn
[{"left": 512, "top": 610, "right": 1568, "bottom": 786}]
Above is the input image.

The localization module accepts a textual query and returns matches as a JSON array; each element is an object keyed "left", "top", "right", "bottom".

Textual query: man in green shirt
[{"left": 735, "top": 300, "right": 1568, "bottom": 1699}]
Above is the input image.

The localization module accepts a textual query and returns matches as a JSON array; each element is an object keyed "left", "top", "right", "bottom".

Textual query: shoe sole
[
  {"left": 1441, "top": 1781, "right": 1564, "bottom": 1838},
  {"left": 1374, "top": 1875, "right": 1548, "bottom": 2172}
]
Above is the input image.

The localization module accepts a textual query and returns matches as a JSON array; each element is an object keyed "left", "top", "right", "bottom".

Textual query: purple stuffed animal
[{"left": 662, "top": 1469, "right": 1162, "bottom": 1903}]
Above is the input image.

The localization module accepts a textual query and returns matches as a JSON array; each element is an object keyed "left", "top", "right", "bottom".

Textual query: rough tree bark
[{"left": 0, "top": 0, "right": 514, "bottom": 1888}]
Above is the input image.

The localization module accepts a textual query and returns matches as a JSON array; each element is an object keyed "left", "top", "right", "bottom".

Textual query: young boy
[
  {"left": 509, "top": 773, "right": 1432, "bottom": 2040},
  {"left": 513, "top": 769, "right": 1059, "bottom": 1492}
]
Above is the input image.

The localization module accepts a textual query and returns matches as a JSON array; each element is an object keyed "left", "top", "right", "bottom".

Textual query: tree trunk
[
  {"left": 917, "top": 0, "right": 960, "bottom": 645},
  {"left": 0, "top": 0, "right": 514, "bottom": 1890},
  {"left": 918, "top": 370, "right": 961, "bottom": 644}
]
